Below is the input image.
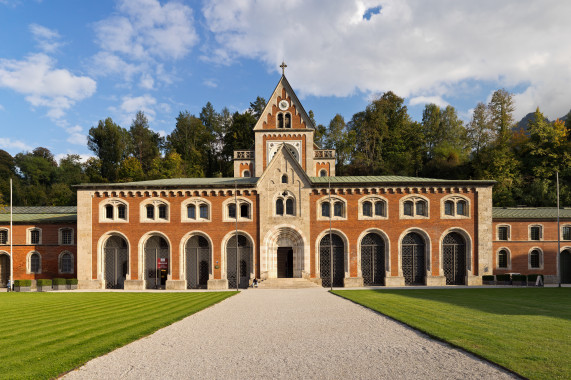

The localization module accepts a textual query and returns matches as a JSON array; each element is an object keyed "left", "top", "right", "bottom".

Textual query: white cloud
[
  {"left": 139, "top": 73, "right": 154, "bottom": 89},
  {"left": 88, "top": 52, "right": 142, "bottom": 80},
  {"left": 65, "top": 125, "right": 86, "bottom": 145},
  {"left": 0, "top": 104, "right": 4, "bottom": 111},
  {"left": 117, "top": 94, "right": 157, "bottom": 126},
  {"left": 0, "top": 53, "right": 96, "bottom": 119},
  {"left": 95, "top": 0, "right": 197, "bottom": 60},
  {"left": 55, "top": 152, "right": 93, "bottom": 163},
  {"left": 202, "top": 0, "right": 571, "bottom": 120},
  {"left": 203, "top": 78, "right": 218, "bottom": 88},
  {"left": 29, "top": 24, "right": 63, "bottom": 53},
  {"left": 0, "top": 137, "right": 33, "bottom": 151},
  {"left": 409, "top": 96, "right": 449, "bottom": 108}
]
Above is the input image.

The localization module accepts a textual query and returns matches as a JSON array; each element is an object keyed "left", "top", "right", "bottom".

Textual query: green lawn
[
  {"left": 333, "top": 288, "right": 571, "bottom": 380},
  {"left": 0, "top": 291, "right": 236, "bottom": 379}
]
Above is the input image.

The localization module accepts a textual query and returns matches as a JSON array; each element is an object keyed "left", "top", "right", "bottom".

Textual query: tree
[
  {"left": 129, "top": 111, "right": 163, "bottom": 173},
  {"left": 222, "top": 110, "right": 256, "bottom": 175},
  {"left": 87, "top": 118, "right": 130, "bottom": 182},
  {"left": 488, "top": 89, "right": 515, "bottom": 147},
  {"left": 466, "top": 102, "right": 493, "bottom": 158},
  {"left": 249, "top": 96, "right": 266, "bottom": 121},
  {"left": 117, "top": 157, "right": 144, "bottom": 182},
  {"left": 323, "top": 114, "right": 355, "bottom": 174},
  {"left": 167, "top": 111, "right": 212, "bottom": 177},
  {"left": 200, "top": 102, "right": 223, "bottom": 177},
  {"left": 148, "top": 152, "right": 185, "bottom": 179}
]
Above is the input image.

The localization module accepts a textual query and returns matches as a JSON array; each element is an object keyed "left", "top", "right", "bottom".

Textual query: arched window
[
  {"left": 285, "top": 114, "right": 291, "bottom": 128},
  {"left": 146, "top": 204, "right": 155, "bottom": 219},
  {"left": 286, "top": 198, "right": 294, "bottom": 215},
  {"left": 530, "top": 249, "right": 541, "bottom": 269},
  {"left": 59, "top": 252, "right": 73, "bottom": 274},
  {"left": 404, "top": 201, "right": 413, "bottom": 216},
  {"left": 187, "top": 204, "right": 196, "bottom": 219},
  {"left": 276, "top": 199, "right": 284, "bottom": 215},
  {"left": 243, "top": 170, "right": 250, "bottom": 178},
  {"left": 363, "top": 201, "right": 372, "bottom": 217},
  {"left": 105, "top": 204, "right": 114, "bottom": 219},
  {"left": 401, "top": 197, "right": 429, "bottom": 218},
  {"left": 199, "top": 204, "right": 209, "bottom": 219},
  {"left": 228, "top": 203, "right": 236, "bottom": 219},
  {"left": 498, "top": 249, "right": 509, "bottom": 269},
  {"left": 374, "top": 201, "right": 385, "bottom": 217},
  {"left": 321, "top": 202, "right": 330, "bottom": 217},
  {"left": 319, "top": 169, "right": 327, "bottom": 177},
  {"left": 278, "top": 113, "right": 284, "bottom": 128},
  {"left": 101, "top": 199, "right": 128, "bottom": 222},
  {"left": 334, "top": 201, "right": 344, "bottom": 217},
  {"left": 240, "top": 203, "right": 250, "bottom": 218},
  {"left": 30, "top": 252, "right": 41, "bottom": 274},
  {"left": 281, "top": 174, "right": 288, "bottom": 183},
  {"left": 444, "top": 200, "right": 454, "bottom": 216},
  {"left": 456, "top": 200, "right": 467, "bottom": 216},
  {"left": 158, "top": 204, "right": 167, "bottom": 219}
]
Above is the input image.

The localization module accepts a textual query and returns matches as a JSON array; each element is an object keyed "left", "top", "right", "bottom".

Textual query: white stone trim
[
  {"left": 27, "top": 227, "right": 42, "bottom": 245},
  {"left": 357, "top": 196, "right": 388, "bottom": 220},
  {"left": 26, "top": 251, "right": 42, "bottom": 274},
  {"left": 440, "top": 195, "right": 470, "bottom": 219},
  {"left": 316, "top": 195, "right": 347, "bottom": 221},
  {"left": 496, "top": 247, "right": 511, "bottom": 270},
  {"left": 438, "top": 227, "right": 473, "bottom": 277},
  {"left": 496, "top": 224, "right": 511, "bottom": 241},
  {"left": 58, "top": 227, "right": 75, "bottom": 245},
  {"left": 399, "top": 195, "right": 430, "bottom": 219},
  {"left": 528, "top": 246, "right": 544, "bottom": 270},
  {"left": 137, "top": 231, "right": 173, "bottom": 285},
  {"left": 220, "top": 230, "right": 256, "bottom": 281},
  {"left": 397, "top": 228, "right": 431, "bottom": 277},
  {"left": 314, "top": 229, "right": 350, "bottom": 280},
  {"left": 181, "top": 198, "right": 212, "bottom": 223},
  {"left": 58, "top": 250, "right": 74, "bottom": 274},
  {"left": 139, "top": 198, "right": 171, "bottom": 223},
  {"left": 355, "top": 228, "right": 391, "bottom": 278},
  {"left": 179, "top": 231, "right": 214, "bottom": 283},
  {"left": 97, "top": 231, "right": 131, "bottom": 287},
  {"left": 98, "top": 198, "right": 129, "bottom": 223},
  {"left": 528, "top": 224, "right": 543, "bottom": 241},
  {"left": 222, "top": 197, "right": 253, "bottom": 222}
]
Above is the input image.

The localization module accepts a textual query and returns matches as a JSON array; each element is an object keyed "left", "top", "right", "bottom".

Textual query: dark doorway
[
  {"left": 561, "top": 250, "right": 571, "bottom": 284},
  {"left": 320, "top": 234, "right": 345, "bottom": 287},
  {"left": 277, "top": 247, "right": 293, "bottom": 278},
  {"left": 361, "top": 233, "right": 385, "bottom": 286},
  {"left": 401, "top": 232, "right": 426, "bottom": 285},
  {"left": 442, "top": 232, "right": 466, "bottom": 285},
  {"left": 0, "top": 254, "right": 9, "bottom": 287}
]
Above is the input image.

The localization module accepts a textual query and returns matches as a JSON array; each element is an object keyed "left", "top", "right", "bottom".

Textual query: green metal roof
[
  {"left": 492, "top": 207, "right": 571, "bottom": 219},
  {"left": 310, "top": 176, "right": 495, "bottom": 185},
  {"left": 76, "top": 177, "right": 259, "bottom": 189},
  {"left": 0, "top": 206, "right": 77, "bottom": 224}
]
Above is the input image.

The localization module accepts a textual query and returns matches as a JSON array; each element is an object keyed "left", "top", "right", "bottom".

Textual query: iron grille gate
[
  {"left": 402, "top": 233, "right": 425, "bottom": 285},
  {"left": 361, "top": 233, "right": 385, "bottom": 286},
  {"left": 443, "top": 233, "right": 466, "bottom": 285},
  {"left": 186, "top": 236, "right": 210, "bottom": 289},
  {"left": 227, "top": 235, "right": 251, "bottom": 289},
  {"left": 561, "top": 250, "right": 571, "bottom": 284},
  {"left": 320, "top": 234, "right": 344, "bottom": 287},
  {"left": 105, "top": 248, "right": 128, "bottom": 289},
  {"left": 0, "top": 255, "right": 9, "bottom": 287},
  {"left": 145, "top": 248, "right": 169, "bottom": 289}
]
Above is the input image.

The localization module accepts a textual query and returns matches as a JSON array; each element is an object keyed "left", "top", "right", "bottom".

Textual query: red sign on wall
[{"left": 157, "top": 257, "right": 168, "bottom": 269}]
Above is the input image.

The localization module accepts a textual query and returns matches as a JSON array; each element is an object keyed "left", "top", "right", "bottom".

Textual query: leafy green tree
[
  {"left": 0, "top": 150, "right": 15, "bottom": 205},
  {"left": 15, "top": 148, "right": 56, "bottom": 187},
  {"left": 48, "top": 183, "right": 74, "bottom": 206},
  {"left": 324, "top": 114, "right": 355, "bottom": 174},
  {"left": 87, "top": 118, "right": 130, "bottom": 182},
  {"left": 167, "top": 111, "right": 212, "bottom": 177},
  {"left": 222, "top": 111, "right": 256, "bottom": 175},
  {"left": 200, "top": 102, "right": 224, "bottom": 177},
  {"left": 249, "top": 96, "right": 267, "bottom": 121},
  {"left": 148, "top": 152, "right": 185, "bottom": 179},
  {"left": 117, "top": 156, "right": 145, "bottom": 182},
  {"left": 466, "top": 102, "right": 493, "bottom": 159},
  {"left": 129, "top": 111, "right": 163, "bottom": 173}
]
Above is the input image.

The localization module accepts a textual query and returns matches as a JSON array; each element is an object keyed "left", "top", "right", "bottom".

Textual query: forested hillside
[{"left": 0, "top": 90, "right": 569, "bottom": 207}]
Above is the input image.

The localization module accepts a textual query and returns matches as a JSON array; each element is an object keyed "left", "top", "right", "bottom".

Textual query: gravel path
[{"left": 64, "top": 288, "right": 517, "bottom": 379}]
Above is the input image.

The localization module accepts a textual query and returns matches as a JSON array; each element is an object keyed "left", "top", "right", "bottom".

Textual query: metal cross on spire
[{"left": 280, "top": 61, "right": 287, "bottom": 75}]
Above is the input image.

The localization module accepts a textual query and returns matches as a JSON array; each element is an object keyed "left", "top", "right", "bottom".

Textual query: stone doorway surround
[
  {"left": 277, "top": 247, "right": 293, "bottom": 278},
  {"left": 261, "top": 225, "right": 308, "bottom": 280}
]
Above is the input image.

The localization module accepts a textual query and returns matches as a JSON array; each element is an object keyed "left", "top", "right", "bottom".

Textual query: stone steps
[{"left": 256, "top": 278, "right": 320, "bottom": 289}]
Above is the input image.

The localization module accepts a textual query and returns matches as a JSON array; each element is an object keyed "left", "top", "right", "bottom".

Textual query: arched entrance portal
[
  {"left": 145, "top": 236, "right": 169, "bottom": 289},
  {"left": 320, "top": 234, "right": 344, "bottom": 287},
  {"left": 186, "top": 236, "right": 210, "bottom": 289},
  {"left": 264, "top": 226, "right": 305, "bottom": 279},
  {"left": 561, "top": 250, "right": 571, "bottom": 284},
  {"left": 402, "top": 232, "right": 426, "bottom": 285},
  {"left": 361, "top": 233, "right": 385, "bottom": 286},
  {"left": 0, "top": 253, "right": 10, "bottom": 288},
  {"left": 226, "top": 235, "right": 252, "bottom": 289},
  {"left": 442, "top": 232, "right": 466, "bottom": 285},
  {"left": 104, "top": 236, "right": 128, "bottom": 289}
]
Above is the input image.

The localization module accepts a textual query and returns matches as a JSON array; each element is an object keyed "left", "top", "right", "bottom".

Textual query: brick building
[
  {"left": 1, "top": 74, "right": 570, "bottom": 289},
  {"left": 0, "top": 207, "right": 77, "bottom": 287}
]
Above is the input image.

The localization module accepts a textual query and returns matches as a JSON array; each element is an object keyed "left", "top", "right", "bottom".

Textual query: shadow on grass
[{"left": 337, "top": 288, "right": 571, "bottom": 321}]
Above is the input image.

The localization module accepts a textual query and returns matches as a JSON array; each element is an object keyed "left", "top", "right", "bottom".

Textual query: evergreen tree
[
  {"left": 87, "top": 118, "right": 130, "bottom": 182},
  {"left": 129, "top": 111, "right": 163, "bottom": 173}
]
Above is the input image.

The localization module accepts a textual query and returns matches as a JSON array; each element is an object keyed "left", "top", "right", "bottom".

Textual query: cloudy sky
[{"left": 0, "top": 0, "right": 569, "bottom": 161}]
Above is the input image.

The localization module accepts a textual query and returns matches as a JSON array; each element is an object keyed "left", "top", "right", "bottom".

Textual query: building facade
[{"left": 1, "top": 75, "right": 570, "bottom": 289}]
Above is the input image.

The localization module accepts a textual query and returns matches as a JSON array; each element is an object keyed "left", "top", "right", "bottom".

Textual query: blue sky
[{"left": 0, "top": 0, "right": 570, "bottom": 161}]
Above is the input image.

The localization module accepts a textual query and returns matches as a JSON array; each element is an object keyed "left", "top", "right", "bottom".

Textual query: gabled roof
[
  {"left": 492, "top": 207, "right": 571, "bottom": 219},
  {"left": 256, "top": 143, "right": 312, "bottom": 187},
  {"left": 253, "top": 75, "right": 315, "bottom": 131},
  {"left": 0, "top": 206, "right": 77, "bottom": 223}
]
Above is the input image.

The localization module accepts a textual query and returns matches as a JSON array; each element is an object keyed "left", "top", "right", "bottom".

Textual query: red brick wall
[
  {"left": 309, "top": 188, "right": 478, "bottom": 278},
  {"left": 91, "top": 191, "right": 259, "bottom": 281},
  {"left": 492, "top": 219, "right": 569, "bottom": 276},
  {"left": 0, "top": 223, "right": 77, "bottom": 280},
  {"left": 315, "top": 162, "right": 330, "bottom": 176}
]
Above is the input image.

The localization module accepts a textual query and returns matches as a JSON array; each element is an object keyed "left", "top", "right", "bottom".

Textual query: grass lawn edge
[
  {"left": 329, "top": 290, "right": 524, "bottom": 379},
  {"left": 57, "top": 291, "right": 238, "bottom": 379}
]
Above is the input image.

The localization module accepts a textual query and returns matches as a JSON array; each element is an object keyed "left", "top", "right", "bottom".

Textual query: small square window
[
  {"left": 61, "top": 229, "right": 72, "bottom": 245},
  {"left": 498, "top": 226, "right": 509, "bottom": 241},
  {"left": 30, "top": 230, "right": 40, "bottom": 245},
  {"left": 530, "top": 226, "right": 541, "bottom": 241},
  {"left": 563, "top": 226, "right": 571, "bottom": 241}
]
